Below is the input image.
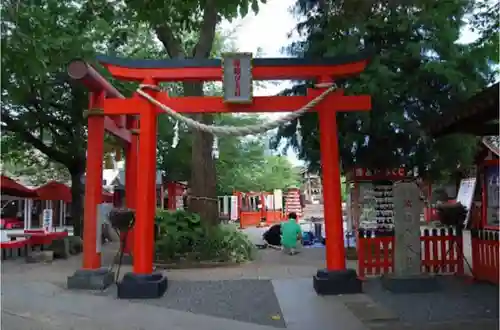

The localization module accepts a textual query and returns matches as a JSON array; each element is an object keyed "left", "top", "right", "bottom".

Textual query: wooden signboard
[
  {"left": 456, "top": 177, "right": 477, "bottom": 227},
  {"left": 222, "top": 52, "right": 253, "bottom": 104}
]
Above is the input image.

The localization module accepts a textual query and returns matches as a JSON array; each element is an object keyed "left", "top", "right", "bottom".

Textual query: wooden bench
[
  {"left": 3, "top": 231, "right": 70, "bottom": 261},
  {"left": 0, "top": 239, "right": 31, "bottom": 260}
]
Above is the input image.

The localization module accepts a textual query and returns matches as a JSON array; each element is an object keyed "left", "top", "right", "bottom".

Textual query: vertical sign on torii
[{"left": 222, "top": 52, "right": 253, "bottom": 104}]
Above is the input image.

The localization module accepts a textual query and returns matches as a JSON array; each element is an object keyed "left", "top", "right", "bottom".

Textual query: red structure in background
[
  {"left": 35, "top": 181, "right": 72, "bottom": 203},
  {"left": 0, "top": 175, "right": 38, "bottom": 198},
  {"left": 236, "top": 191, "right": 265, "bottom": 228},
  {"left": 428, "top": 83, "right": 499, "bottom": 286},
  {"left": 166, "top": 182, "right": 186, "bottom": 210},
  {"left": 68, "top": 52, "right": 372, "bottom": 297}
]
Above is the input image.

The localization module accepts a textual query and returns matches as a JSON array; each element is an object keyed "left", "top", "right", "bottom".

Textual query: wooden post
[
  {"left": 133, "top": 80, "right": 158, "bottom": 274},
  {"left": 316, "top": 78, "right": 346, "bottom": 271},
  {"left": 82, "top": 91, "right": 105, "bottom": 269}
]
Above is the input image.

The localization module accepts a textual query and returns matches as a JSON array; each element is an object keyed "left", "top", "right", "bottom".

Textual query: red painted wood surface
[
  {"left": 239, "top": 211, "right": 262, "bottom": 229},
  {"left": 103, "top": 92, "right": 370, "bottom": 115},
  {"left": 471, "top": 229, "right": 499, "bottom": 285},
  {"left": 357, "top": 228, "right": 464, "bottom": 279},
  {"left": 100, "top": 60, "right": 368, "bottom": 82}
]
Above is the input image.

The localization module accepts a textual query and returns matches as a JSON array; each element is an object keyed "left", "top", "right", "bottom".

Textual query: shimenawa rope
[{"left": 136, "top": 83, "right": 336, "bottom": 136}]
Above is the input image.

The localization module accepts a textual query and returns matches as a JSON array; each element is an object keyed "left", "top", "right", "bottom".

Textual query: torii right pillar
[{"left": 313, "top": 77, "right": 371, "bottom": 295}]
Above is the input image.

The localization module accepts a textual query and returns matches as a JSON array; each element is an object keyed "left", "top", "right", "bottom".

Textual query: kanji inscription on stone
[{"left": 393, "top": 182, "right": 424, "bottom": 277}]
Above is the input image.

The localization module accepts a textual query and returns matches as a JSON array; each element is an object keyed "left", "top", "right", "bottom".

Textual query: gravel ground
[
  {"left": 363, "top": 276, "right": 499, "bottom": 326},
  {"left": 97, "top": 279, "right": 286, "bottom": 328}
]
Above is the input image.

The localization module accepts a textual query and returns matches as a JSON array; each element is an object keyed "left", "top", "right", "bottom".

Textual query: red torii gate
[{"left": 67, "top": 52, "right": 371, "bottom": 298}]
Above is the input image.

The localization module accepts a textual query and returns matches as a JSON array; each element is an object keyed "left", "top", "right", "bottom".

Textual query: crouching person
[{"left": 281, "top": 212, "right": 302, "bottom": 255}]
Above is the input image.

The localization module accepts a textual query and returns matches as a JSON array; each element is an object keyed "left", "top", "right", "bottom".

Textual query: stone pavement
[
  {"left": 1, "top": 243, "right": 370, "bottom": 330},
  {"left": 2, "top": 242, "right": 498, "bottom": 330}
]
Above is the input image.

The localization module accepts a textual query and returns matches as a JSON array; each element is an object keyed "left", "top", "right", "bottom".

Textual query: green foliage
[
  {"left": 273, "top": 0, "right": 498, "bottom": 181},
  {"left": 0, "top": 0, "right": 128, "bottom": 234},
  {"left": 154, "top": 209, "right": 255, "bottom": 262}
]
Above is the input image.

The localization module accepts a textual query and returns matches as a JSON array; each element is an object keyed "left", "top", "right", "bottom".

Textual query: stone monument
[{"left": 381, "top": 181, "right": 440, "bottom": 292}]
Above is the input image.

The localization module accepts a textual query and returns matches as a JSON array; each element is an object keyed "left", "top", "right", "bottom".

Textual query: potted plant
[{"left": 435, "top": 202, "right": 467, "bottom": 228}]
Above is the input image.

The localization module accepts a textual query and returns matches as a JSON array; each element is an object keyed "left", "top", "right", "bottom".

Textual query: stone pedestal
[
  {"left": 381, "top": 274, "right": 440, "bottom": 293},
  {"left": 67, "top": 268, "right": 115, "bottom": 290},
  {"left": 117, "top": 272, "right": 168, "bottom": 299},
  {"left": 313, "top": 268, "right": 362, "bottom": 295}
]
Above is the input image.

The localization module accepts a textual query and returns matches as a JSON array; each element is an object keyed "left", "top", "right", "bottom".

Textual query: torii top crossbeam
[
  {"left": 68, "top": 52, "right": 372, "bottom": 116},
  {"left": 95, "top": 52, "right": 371, "bottom": 82}
]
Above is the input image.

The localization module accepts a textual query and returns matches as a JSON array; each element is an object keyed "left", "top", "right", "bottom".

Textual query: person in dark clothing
[{"left": 263, "top": 223, "right": 282, "bottom": 246}]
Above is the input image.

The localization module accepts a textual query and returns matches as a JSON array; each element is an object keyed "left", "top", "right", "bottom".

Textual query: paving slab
[
  {"left": 1, "top": 279, "right": 283, "bottom": 330},
  {"left": 96, "top": 279, "right": 287, "bottom": 328},
  {"left": 364, "top": 276, "right": 499, "bottom": 327},
  {"left": 272, "top": 278, "right": 369, "bottom": 330}
]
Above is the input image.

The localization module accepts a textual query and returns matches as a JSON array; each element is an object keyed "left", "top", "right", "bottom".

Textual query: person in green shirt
[{"left": 281, "top": 212, "right": 302, "bottom": 255}]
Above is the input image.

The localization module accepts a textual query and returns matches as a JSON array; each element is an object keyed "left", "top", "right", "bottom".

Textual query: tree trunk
[
  {"left": 184, "top": 82, "right": 219, "bottom": 225},
  {"left": 69, "top": 169, "right": 84, "bottom": 237}
]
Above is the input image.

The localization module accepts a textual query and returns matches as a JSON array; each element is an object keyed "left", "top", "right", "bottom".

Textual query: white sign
[
  {"left": 230, "top": 196, "right": 239, "bottom": 221},
  {"left": 222, "top": 196, "right": 229, "bottom": 215},
  {"left": 42, "top": 209, "right": 53, "bottom": 232},
  {"left": 222, "top": 52, "right": 253, "bottom": 104},
  {"left": 273, "top": 189, "right": 283, "bottom": 209},
  {"left": 456, "top": 177, "right": 476, "bottom": 226}
]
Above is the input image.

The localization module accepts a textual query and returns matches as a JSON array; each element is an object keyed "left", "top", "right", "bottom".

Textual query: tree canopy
[
  {"left": 273, "top": 0, "right": 499, "bottom": 181},
  {"left": 1, "top": 0, "right": 296, "bottom": 233}
]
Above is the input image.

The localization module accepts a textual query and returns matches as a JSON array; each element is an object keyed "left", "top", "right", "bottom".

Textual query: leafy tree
[
  {"left": 273, "top": 0, "right": 498, "bottom": 181},
  {"left": 1, "top": 1, "right": 153, "bottom": 235},
  {"left": 119, "top": 0, "right": 267, "bottom": 225},
  {"left": 159, "top": 111, "right": 300, "bottom": 194},
  {"left": 215, "top": 115, "right": 301, "bottom": 194}
]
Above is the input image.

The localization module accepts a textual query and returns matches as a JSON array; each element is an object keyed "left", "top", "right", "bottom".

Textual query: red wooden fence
[
  {"left": 471, "top": 229, "right": 499, "bottom": 285},
  {"left": 357, "top": 228, "right": 464, "bottom": 279}
]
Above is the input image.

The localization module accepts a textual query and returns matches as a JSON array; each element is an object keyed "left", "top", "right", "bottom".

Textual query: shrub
[{"left": 154, "top": 210, "right": 255, "bottom": 263}]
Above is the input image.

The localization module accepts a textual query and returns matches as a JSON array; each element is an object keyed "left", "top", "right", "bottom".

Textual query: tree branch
[
  {"left": 2, "top": 114, "right": 70, "bottom": 166},
  {"left": 154, "top": 24, "right": 185, "bottom": 58},
  {"left": 193, "top": 0, "right": 218, "bottom": 58}
]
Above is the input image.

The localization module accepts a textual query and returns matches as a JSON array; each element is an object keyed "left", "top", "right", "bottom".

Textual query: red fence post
[
  {"left": 356, "top": 229, "right": 394, "bottom": 279},
  {"left": 471, "top": 229, "right": 480, "bottom": 278},
  {"left": 357, "top": 229, "right": 366, "bottom": 279},
  {"left": 422, "top": 229, "right": 431, "bottom": 273},
  {"left": 454, "top": 227, "right": 464, "bottom": 275}
]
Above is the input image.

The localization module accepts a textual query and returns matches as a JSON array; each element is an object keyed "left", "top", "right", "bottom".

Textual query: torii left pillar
[{"left": 67, "top": 91, "right": 115, "bottom": 290}]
